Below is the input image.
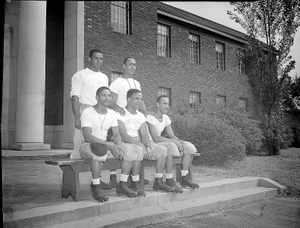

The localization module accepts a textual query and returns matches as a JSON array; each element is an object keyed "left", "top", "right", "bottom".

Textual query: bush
[
  {"left": 169, "top": 111, "right": 247, "bottom": 166},
  {"left": 206, "top": 106, "right": 263, "bottom": 154}
]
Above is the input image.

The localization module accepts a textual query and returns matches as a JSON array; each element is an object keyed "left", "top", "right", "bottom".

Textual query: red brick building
[{"left": 2, "top": 1, "right": 251, "bottom": 150}]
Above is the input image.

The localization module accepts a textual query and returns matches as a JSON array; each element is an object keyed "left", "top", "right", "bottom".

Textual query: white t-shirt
[
  {"left": 109, "top": 77, "right": 141, "bottom": 108},
  {"left": 117, "top": 108, "right": 146, "bottom": 138},
  {"left": 146, "top": 114, "right": 171, "bottom": 140},
  {"left": 81, "top": 107, "right": 118, "bottom": 141},
  {"left": 70, "top": 68, "right": 109, "bottom": 106}
]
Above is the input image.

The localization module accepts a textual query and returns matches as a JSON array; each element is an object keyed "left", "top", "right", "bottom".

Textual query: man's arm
[
  {"left": 82, "top": 127, "right": 107, "bottom": 145},
  {"left": 139, "top": 122, "right": 151, "bottom": 147},
  {"left": 109, "top": 92, "right": 125, "bottom": 115},
  {"left": 117, "top": 120, "right": 140, "bottom": 145},
  {"left": 71, "top": 95, "right": 81, "bottom": 129},
  {"left": 147, "top": 122, "right": 170, "bottom": 142}
]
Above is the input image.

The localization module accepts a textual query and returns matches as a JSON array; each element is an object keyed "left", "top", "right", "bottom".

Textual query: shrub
[{"left": 169, "top": 110, "right": 247, "bottom": 166}]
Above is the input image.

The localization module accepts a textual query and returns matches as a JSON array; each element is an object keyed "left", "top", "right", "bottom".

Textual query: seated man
[
  {"left": 80, "top": 86, "right": 143, "bottom": 202},
  {"left": 117, "top": 89, "right": 177, "bottom": 193},
  {"left": 146, "top": 95, "right": 200, "bottom": 189}
]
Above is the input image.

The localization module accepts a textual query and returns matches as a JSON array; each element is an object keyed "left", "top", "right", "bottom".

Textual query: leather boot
[
  {"left": 153, "top": 178, "right": 176, "bottom": 192},
  {"left": 166, "top": 178, "right": 183, "bottom": 193},
  {"left": 131, "top": 181, "right": 147, "bottom": 197},
  {"left": 116, "top": 181, "right": 138, "bottom": 197},
  {"left": 109, "top": 174, "right": 118, "bottom": 188},
  {"left": 100, "top": 180, "right": 113, "bottom": 190},
  {"left": 90, "top": 183, "right": 109, "bottom": 202},
  {"left": 180, "top": 175, "right": 200, "bottom": 189}
]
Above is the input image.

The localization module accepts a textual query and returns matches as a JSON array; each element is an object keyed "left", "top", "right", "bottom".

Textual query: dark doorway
[{"left": 45, "top": 1, "right": 64, "bottom": 126}]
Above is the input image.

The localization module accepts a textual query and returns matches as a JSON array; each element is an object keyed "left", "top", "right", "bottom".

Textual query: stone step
[
  {"left": 45, "top": 187, "right": 278, "bottom": 228},
  {"left": 3, "top": 177, "right": 285, "bottom": 228}
]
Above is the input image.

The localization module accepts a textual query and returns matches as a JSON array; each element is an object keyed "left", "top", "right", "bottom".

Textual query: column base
[{"left": 10, "top": 143, "right": 51, "bottom": 151}]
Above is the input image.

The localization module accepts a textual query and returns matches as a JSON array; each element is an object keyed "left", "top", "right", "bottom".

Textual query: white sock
[
  {"left": 155, "top": 173, "right": 163, "bottom": 178},
  {"left": 110, "top": 171, "right": 117, "bottom": 175},
  {"left": 181, "top": 170, "right": 189, "bottom": 177},
  {"left": 92, "top": 178, "right": 100, "bottom": 185},
  {"left": 166, "top": 173, "right": 173, "bottom": 179},
  {"left": 120, "top": 174, "right": 129, "bottom": 182},
  {"left": 132, "top": 175, "right": 139, "bottom": 182}
]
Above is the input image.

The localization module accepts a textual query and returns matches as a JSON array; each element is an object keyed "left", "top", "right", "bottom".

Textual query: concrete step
[
  {"left": 46, "top": 187, "right": 278, "bottom": 228},
  {"left": 3, "top": 177, "right": 285, "bottom": 228}
]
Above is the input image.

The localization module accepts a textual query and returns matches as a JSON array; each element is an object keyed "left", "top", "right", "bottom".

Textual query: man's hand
[
  {"left": 75, "top": 117, "right": 81, "bottom": 129},
  {"left": 173, "top": 140, "right": 184, "bottom": 153},
  {"left": 114, "top": 106, "right": 125, "bottom": 116},
  {"left": 107, "top": 142, "right": 122, "bottom": 160}
]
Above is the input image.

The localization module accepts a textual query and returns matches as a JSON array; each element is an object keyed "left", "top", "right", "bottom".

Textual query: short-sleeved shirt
[
  {"left": 109, "top": 77, "right": 141, "bottom": 108},
  {"left": 70, "top": 68, "right": 109, "bottom": 106},
  {"left": 117, "top": 108, "right": 146, "bottom": 138},
  {"left": 81, "top": 107, "right": 118, "bottom": 141},
  {"left": 146, "top": 114, "right": 171, "bottom": 140}
]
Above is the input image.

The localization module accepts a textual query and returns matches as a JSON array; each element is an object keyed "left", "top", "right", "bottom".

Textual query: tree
[{"left": 227, "top": 0, "right": 300, "bottom": 155}]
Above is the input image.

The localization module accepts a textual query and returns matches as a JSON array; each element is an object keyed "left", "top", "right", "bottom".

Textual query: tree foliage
[{"left": 227, "top": 0, "right": 300, "bottom": 155}]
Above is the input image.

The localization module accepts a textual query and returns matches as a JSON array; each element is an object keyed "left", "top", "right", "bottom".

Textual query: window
[
  {"left": 189, "top": 34, "right": 200, "bottom": 64},
  {"left": 110, "top": 72, "right": 121, "bottom": 85},
  {"left": 216, "top": 42, "right": 225, "bottom": 70},
  {"left": 157, "top": 24, "right": 170, "bottom": 57},
  {"left": 110, "top": 1, "right": 131, "bottom": 34},
  {"left": 238, "top": 98, "right": 248, "bottom": 109},
  {"left": 216, "top": 95, "right": 226, "bottom": 107},
  {"left": 189, "top": 91, "right": 201, "bottom": 109},
  {"left": 158, "top": 87, "right": 171, "bottom": 104},
  {"left": 238, "top": 48, "right": 245, "bottom": 75}
]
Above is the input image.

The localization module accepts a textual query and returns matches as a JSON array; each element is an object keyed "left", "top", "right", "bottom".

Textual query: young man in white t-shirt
[
  {"left": 117, "top": 89, "right": 177, "bottom": 193},
  {"left": 146, "top": 95, "right": 200, "bottom": 189},
  {"left": 80, "top": 87, "right": 144, "bottom": 201},
  {"left": 108, "top": 57, "right": 148, "bottom": 186},
  {"left": 70, "top": 49, "right": 115, "bottom": 190}
]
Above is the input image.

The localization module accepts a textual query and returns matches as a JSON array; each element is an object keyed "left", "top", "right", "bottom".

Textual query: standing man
[
  {"left": 117, "top": 89, "right": 177, "bottom": 193},
  {"left": 80, "top": 86, "right": 143, "bottom": 201},
  {"left": 69, "top": 49, "right": 112, "bottom": 189},
  {"left": 108, "top": 57, "right": 148, "bottom": 185},
  {"left": 146, "top": 95, "right": 200, "bottom": 189}
]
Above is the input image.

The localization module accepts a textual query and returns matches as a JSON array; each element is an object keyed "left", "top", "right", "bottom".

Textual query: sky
[{"left": 163, "top": 1, "right": 300, "bottom": 79}]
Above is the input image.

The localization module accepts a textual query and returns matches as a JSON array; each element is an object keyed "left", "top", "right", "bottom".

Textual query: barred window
[
  {"left": 238, "top": 48, "right": 245, "bottom": 75},
  {"left": 189, "top": 91, "right": 201, "bottom": 109},
  {"left": 110, "top": 72, "right": 121, "bottom": 85},
  {"left": 158, "top": 87, "right": 171, "bottom": 104},
  {"left": 216, "top": 42, "right": 225, "bottom": 70},
  {"left": 157, "top": 24, "right": 170, "bottom": 57},
  {"left": 216, "top": 95, "right": 226, "bottom": 107},
  {"left": 189, "top": 34, "right": 200, "bottom": 64},
  {"left": 110, "top": 1, "right": 131, "bottom": 34}
]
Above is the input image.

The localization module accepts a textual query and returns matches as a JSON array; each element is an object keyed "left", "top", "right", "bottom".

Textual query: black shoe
[
  {"left": 153, "top": 178, "right": 176, "bottom": 192},
  {"left": 90, "top": 183, "right": 109, "bottom": 202},
  {"left": 166, "top": 178, "right": 183, "bottom": 193},
  {"left": 100, "top": 180, "right": 113, "bottom": 190},
  {"left": 131, "top": 181, "right": 147, "bottom": 197},
  {"left": 116, "top": 181, "right": 138, "bottom": 198},
  {"left": 180, "top": 175, "right": 200, "bottom": 189},
  {"left": 144, "top": 179, "right": 150, "bottom": 185},
  {"left": 109, "top": 174, "right": 118, "bottom": 188}
]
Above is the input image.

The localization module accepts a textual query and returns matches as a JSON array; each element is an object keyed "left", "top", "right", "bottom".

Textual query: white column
[
  {"left": 12, "top": 1, "right": 50, "bottom": 150},
  {"left": 62, "top": 1, "right": 84, "bottom": 148}
]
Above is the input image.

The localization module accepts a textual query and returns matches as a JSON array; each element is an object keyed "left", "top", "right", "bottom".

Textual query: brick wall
[{"left": 84, "top": 1, "right": 252, "bottom": 112}]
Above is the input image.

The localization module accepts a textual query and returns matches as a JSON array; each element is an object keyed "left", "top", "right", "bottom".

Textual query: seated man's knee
[
  {"left": 183, "top": 141, "right": 197, "bottom": 154},
  {"left": 167, "top": 142, "right": 180, "bottom": 157}
]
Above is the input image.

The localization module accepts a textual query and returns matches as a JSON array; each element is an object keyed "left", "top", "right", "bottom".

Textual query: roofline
[{"left": 157, "top": 10, "right": 247, "bottom": 44}]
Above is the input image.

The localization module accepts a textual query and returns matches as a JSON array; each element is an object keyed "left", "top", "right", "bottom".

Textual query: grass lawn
[{"left": 193, "top": 147, "right": 300, "bottom": 198}]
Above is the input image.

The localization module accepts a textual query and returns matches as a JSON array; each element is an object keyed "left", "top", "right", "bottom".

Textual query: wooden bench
[{"left": 45, "top": 153, "right": 200, "bottom": 201}]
